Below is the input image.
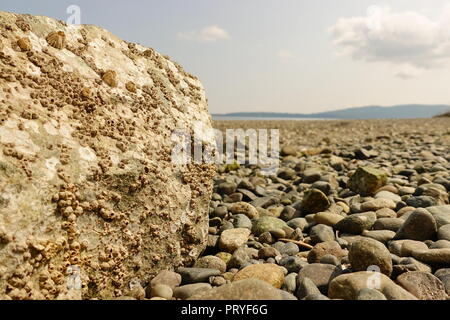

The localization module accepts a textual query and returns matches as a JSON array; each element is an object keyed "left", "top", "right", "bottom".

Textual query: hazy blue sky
[{"left": 2, "top": 0, "right": 450, "bottom": 113}]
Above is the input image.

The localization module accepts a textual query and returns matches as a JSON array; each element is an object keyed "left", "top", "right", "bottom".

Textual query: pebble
[
  {"left": 173, "top": 283, "right": 212, "bottom": 300},
  {"left": 335, "top": 212, "right": 377, "bottom": 234},
  {"left": 375, "top": 208, "right": 397, "bottom": 219},
  {"left": 394, "top": 208, "right": 438, "bottom": 241},
  {"left": 286, "top": 217, "right": 308, "bottom": 230},
  {"left": 230, "top": 202, "right": 259, "bottom": 219},
  {"left": 232, "top": 264, "right": 286, "bottom": 289},
  {"left": 396, "top": 271, "right": 447, "bottom": 300},
  {"left": 373, "top": 218, "right": 404, "bottom": 232},
  {"left": 328, "top": 271, "right": 417, "bottom": 300},
  {"left": 194, "top": 256, "right": 227, "bottom": 273},
  {"left": 188, "top": 279, "right": 292, "bottom": 300},
  {"left": 278, "top": 242, "right": 300, "bottom": 256},
  {"left": 219, "top": 228, "right": 251, "bottom": 253},
  {"left": 313, "top": 212, "right": 345, "bottom": 226},
  {"left": 232, "top": 214, "right": 253, "bottom": 230},
  {"left": 279, "top": 256, "right": 306, "bottom": 273},
  {"left": 177, "top": 268, "right": 221, "bottom": 284},
  {"left": 252, "top": 216, "right": 288, "bottom": 236},
  {"left": 218, "top": 182, "right": 237, "bottom": 195},
  {"left": 307, "top": 241, "right": 347, "bottom": 263},
  {"left": 411, "top": 248, "right": 450, "bottom": 265},
  {"left": 426, "top": 205, "right": 450, "bottom": 228},
  {"left": 434, "top": 269, "right": 450, "bottom": 295},
  {"left": 310, "top": 224, "right": 335, "bottom": 244},
  {"left": 150, "top": 284, "right": 173, "bottom": 300},
  {"left": 348, "top": 167, "right": 388, "bottom": 196},
  {"left": 361, "top": 230, "right": 396, "bottom": 244},
  {"left": 297, "top": 263, "right": 339, "bottom": 294},
  {"left": 348, "top": 237, "right": 393, "bottom": 276},
  {"left": 282, "top": 273, "right": 297, "bottom": 294},
  {"left": 319, "top": 254, "right": 341, "bottom": 266},
  {"left": 150, "top": 270, "right": 182, "bottom": 289},
  {"left": 228, "top": 247, "right": 259, "bottom": 269},
  {"left": 356, "top": 288, "right": 387, "bottom": 300},
  {"left": 438, "top": 224, "right": 450, "bottom": 241},
  {"left": 375, "top": 190, "right": 402, "bottom": 202},
  {"left": 301, "top": 189, "right": 331, "bottom": 214},
  {"left": 361, "top": 198, "right": 396, "bottom": 211},
  {"left": 258, "top": 246, "right": 281, "bottom": 259},
  {"left": 296, "top": 277, "right": 321, "bottom": 299}
]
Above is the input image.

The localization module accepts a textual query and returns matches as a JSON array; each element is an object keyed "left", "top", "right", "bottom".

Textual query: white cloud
[
  {"left": 329, "top": 5, "right": 450, "bottom": 78},
  {"left": 277, "top": 49, "right": 295, "bottom": 59},
  {"left": 178, "top": 25, "right": 230, "bottom": 42}
]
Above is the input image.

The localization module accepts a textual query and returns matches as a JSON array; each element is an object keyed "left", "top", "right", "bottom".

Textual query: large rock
[{"left": 0, "top": 12, "right": 215, "bottom": 299}]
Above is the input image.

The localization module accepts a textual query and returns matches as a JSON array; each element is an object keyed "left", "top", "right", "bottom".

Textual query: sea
[{"left": 212, "top": 116, "right": 331, "bottom": 121}]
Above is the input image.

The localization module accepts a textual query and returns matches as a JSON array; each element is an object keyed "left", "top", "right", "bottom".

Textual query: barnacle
[
  {"left": 102, "top": 70, "right": 118, "bottom": 87},
  {"left": 16, "top": 19, "right": 31, "bottom": 32},
  {"left": 125, "top": 81, "right": 136, "bottom": 93},
  {"left": 17, "top": 37, "right": 31, "bottom": 51},
  {"left": 46, "top": 31, "right": 66, "bottom": 50}
]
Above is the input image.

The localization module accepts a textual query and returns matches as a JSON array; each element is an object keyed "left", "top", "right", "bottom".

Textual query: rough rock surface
[{"left": 0, "top": 12, "right": 215, "bottom": 299}]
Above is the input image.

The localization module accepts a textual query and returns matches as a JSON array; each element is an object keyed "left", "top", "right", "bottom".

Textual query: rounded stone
[
  {"left": 258, "top": 246, "right": 281, "bottom": 259},
  {"left": 232, "top": 214, "right": 253, "bottom": 230},
  {"left": 150, "top": 284, "right": 173, "bottom": 300},
  {"left": 188, "top": 279, "right": 287, "bottom": 300},
  {"left": 313, "top": 212, "right": 345, "bottom": 226},
  {"left": 252, "top": 216, "right": 288, "bottom": 236},
  {"left": 396, "top": 271, "right": 447, "bottom": 300},
  {"left": 348, "top": 167, "right": 388, "bottom": 196},
  {"left": 438, "top": 224, "right": 450, "bottom": 241},
  {"left": 277, "top": 242, "right": 299, "bottom": 256},
  {"left": 310, "top": 224, "right": 335, "bottom": 244},
  {"left": 301, "top": 189, "right": 331, "bottom": 214},
  {"left": 194, "top": 255, "right": 227, "bottom": 273},
  {"left": 215, "top": 252, "right": 233, "bottom": 266},
  {"left": 297, "top": 263, "right": 338, "bottom": 294},
  {"left": 219, "top": 228, "right": 251, "bottom": 253},
  {"left": 319, "top": 254, "right": 341, "bottom": 266},
  {"left": 335, "top": 212, "right": 377, "bottom": 234},
  {"left": 361, "top": 230, "right": 396, "bottom": 244},
  {"left": 361, "top": 198, "right": 396, "bottom": 211},
  {"left": 373, "top": 218, "right": 404, "bottom": 232},
  {"left": 150, "top": 270, "right": 182, "bottom": 289},
  {"left": 412, "top": 248, "right": 450, "bottom": 265},
  {"left": 233, "top": 263, "right": 285, "bottom": 288},
  {"left": 230, "top": 202, "right": 259, "bottom": 219},
  {"left": 328, "top": 271, "right": 417, "bottom": 300},
  {"left": 394, "top": 208, "right": 438, "bottom": 241},
  {"left": 348, "top": 237, "right": 393, "bottom": 276},
  {"left": 356, "top": 288, "right": 387, "bottom": 300},
  {"left": 307, "top": 241, "right": 347, "bottom": 263},
  {"left": 173, "top": 283, "right": 212, "bottom": 300},
  {"left": 375, "top": 208, "right": 397, "bottom": 219}
]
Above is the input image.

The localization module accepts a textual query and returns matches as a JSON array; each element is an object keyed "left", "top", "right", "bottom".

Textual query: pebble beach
[{"left": 144, "top": 118, "right": 450, "bottom": 300}]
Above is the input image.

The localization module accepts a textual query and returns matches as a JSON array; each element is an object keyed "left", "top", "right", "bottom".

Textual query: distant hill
[{"left": 213, "top": 104, "right": 450, "bottom": 119}]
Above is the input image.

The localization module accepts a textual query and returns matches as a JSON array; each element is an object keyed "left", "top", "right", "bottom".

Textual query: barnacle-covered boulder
[{"left": 0, "top": 11, "right": 215, "bottom": 299}]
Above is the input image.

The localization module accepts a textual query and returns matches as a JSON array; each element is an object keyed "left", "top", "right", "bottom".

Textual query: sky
[{"left": 2, "top": 0, "right": 450, "bottom": 114}]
